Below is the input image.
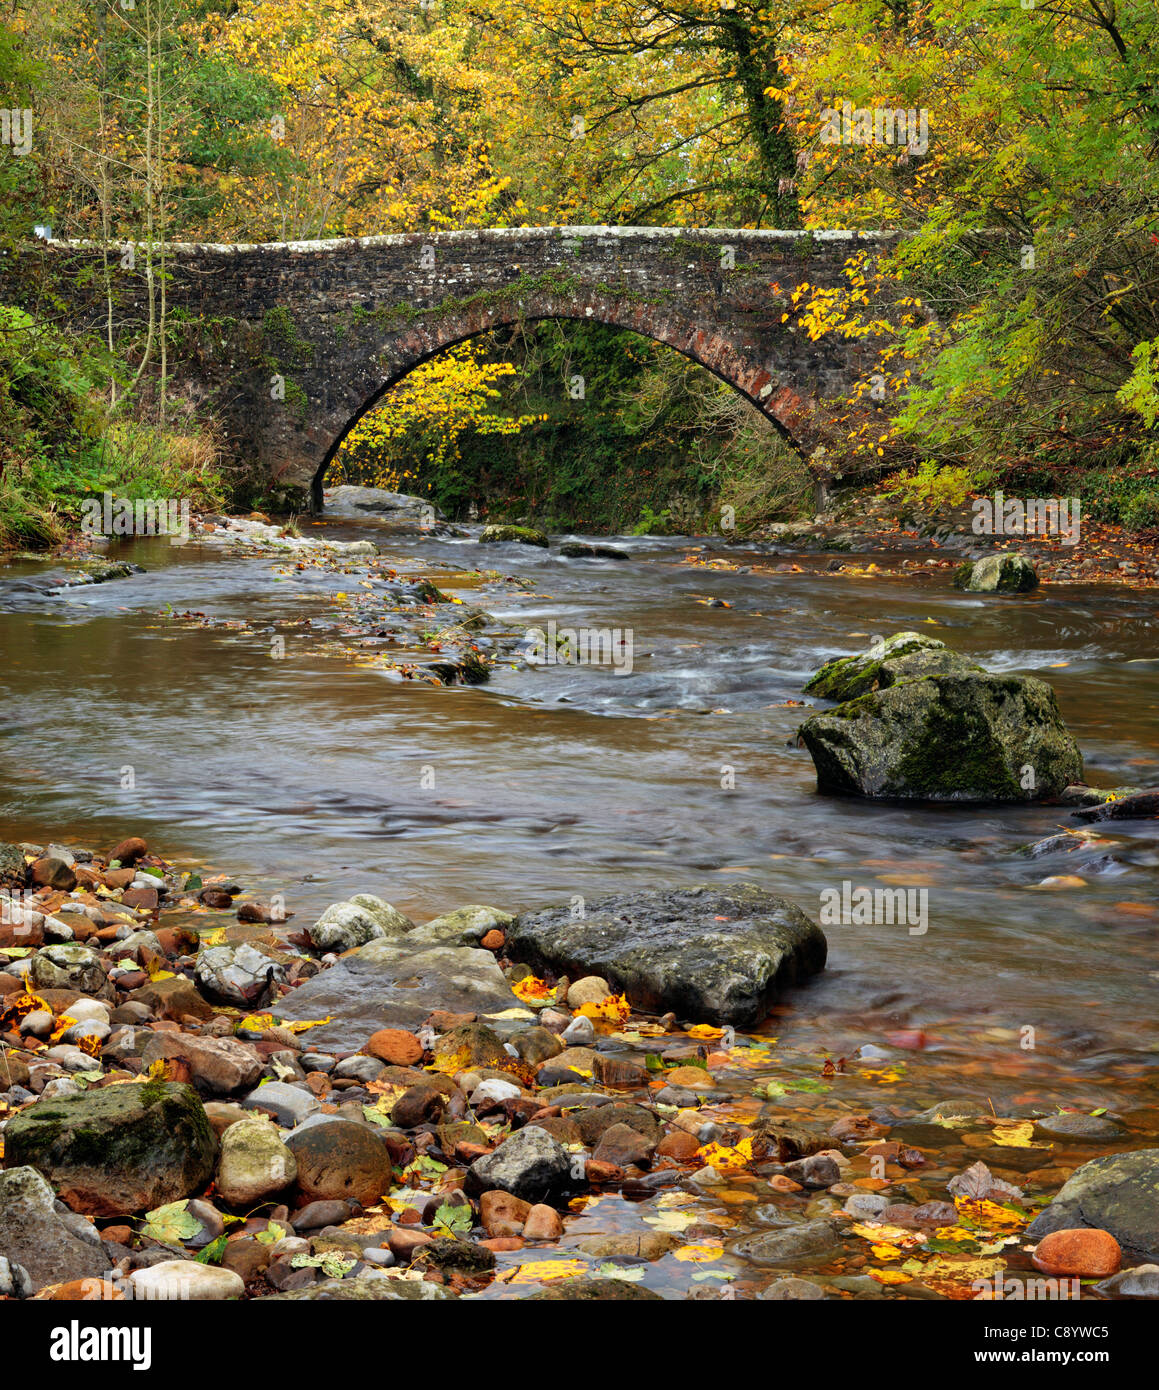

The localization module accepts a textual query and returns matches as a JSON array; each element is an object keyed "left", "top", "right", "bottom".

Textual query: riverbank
[
  {"left": 10, "top": 481, "right": 1158, "bottom": 594},
  {"left": 740, "top": 485, "right": 1159, "bottom": 588},
  {"left": 2, "top": 830, "right": 1159, "bottom": 1302}
]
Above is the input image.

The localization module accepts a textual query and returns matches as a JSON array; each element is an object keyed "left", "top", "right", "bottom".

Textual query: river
[{"left": 2, "top": 514, "right": 1157, "bottom": 1294}]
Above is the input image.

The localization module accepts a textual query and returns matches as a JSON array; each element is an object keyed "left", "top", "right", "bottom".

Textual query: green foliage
[
  {"left": 1118, "top": 340, "right": 1159, "bottom": 430},
  {"left": 882, "top": 460, "right": 975, "bottom": 511},
  {"left": 630, "top": 504, "right": 673, "bottom": 536},
  {"left": 0, "top": 302, "right": 224, "bottom": 550}
]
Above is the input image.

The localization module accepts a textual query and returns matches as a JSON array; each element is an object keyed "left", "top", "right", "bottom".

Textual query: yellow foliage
[
  {"left": 695, "top": 1137, "right": 754, "bottom": 1171},
  {"left": 576, "top": 994, "right": 631, "bottom": 1025}
]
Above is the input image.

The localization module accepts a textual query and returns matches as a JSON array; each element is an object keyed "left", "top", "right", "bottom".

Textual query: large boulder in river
[
  {"left": 269, "top": 941, "right": 522, "bottom": 1049},
  {"left": 804, "top": 631, "right": 979, "bottom": 701},
  {"left": 323, "top": 485, "right": 445, "bottom": 521},
  {"left": 954, "top": 552, "right": 1038, "bottom": 593},
  {"left": 798, "top": 635, "right": 1082, "bottom": 802},
  {"left": 2, "top": 1081, "right": 218, "bottom": 1216},
  {"left": 479, "top": 524, "right": 549, "bottom": 547},
  {"left": 507, "top": 884, "right": 826, "bottom": 1027},
  {"left": 1026, "top": 1150, "right": 1159, "bottom": 1264}
]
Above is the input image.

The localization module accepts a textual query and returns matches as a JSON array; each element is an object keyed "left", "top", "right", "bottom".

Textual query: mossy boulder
[
  {"left": 2, "top": 1082, "right": 218, "bottom": 1216},
  {"left": 559, "top": 541, "right": 629, "bottom": 559},
  {"left": 953, "top": 552, "right": 1038, "bottom": 593},
  {"left": 799, "top": 670, "right": 1083, "bottom": 802},
  {"left": 804, "top": 631, "right": 980, "bottom": 701},
  {"left": 479, "top": 524, "right": 549, "bottom": 547}
]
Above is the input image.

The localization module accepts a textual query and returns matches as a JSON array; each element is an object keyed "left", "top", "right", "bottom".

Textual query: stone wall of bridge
[{"left": 7, "top": 226, "right": 898, "bottom": 507}]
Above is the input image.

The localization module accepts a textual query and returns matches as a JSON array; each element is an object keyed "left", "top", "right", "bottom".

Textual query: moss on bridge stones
[{"left": 262, "top": 305, "right": 316, "bottom": 369}]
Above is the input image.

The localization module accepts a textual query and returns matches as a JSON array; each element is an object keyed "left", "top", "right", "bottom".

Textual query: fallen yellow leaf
[
  {"left": 672, "top": 1243, "right": 723, "bottom": 1263},
  {"left": 502, "top": 1259, "right": 589, "bottom": 1285}
]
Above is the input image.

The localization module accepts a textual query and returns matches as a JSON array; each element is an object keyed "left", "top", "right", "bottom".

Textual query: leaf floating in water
[
  {"left": 989, "top": 1120, "right": 1046, "bottom": 1149},
  {"left": 500, "top": 1259, "right": 589, "bottom": 1285}
]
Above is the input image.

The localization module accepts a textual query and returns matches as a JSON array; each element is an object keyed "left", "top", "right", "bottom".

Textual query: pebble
[
  {"left": 522, "top": 1204, "right": 564, "bottom": 1240},
  {"left": 241, "top": 1080, "right": 321, "bottom": 1128},
  {"left": 561, "top": 1015, "right": 595, "bottom": 1046},
  {"left": 566, "top": 976, "right": 611, "bottom": 1009},
  {"left": 759, "top": 1277, "right": 828, "bottom": 1300},
  {"left": 1096, "top": 1264, "right": 1159, "bottom": 1297},
  {"left": 128, "top": 1261, "right": 245, "bottom": 1300},
  {"left": 364, "top": 1028, "right": 423, "bottom": 1066},
  {"left": 332, "top": 1055, "right": 385, "bottom": 1084}
]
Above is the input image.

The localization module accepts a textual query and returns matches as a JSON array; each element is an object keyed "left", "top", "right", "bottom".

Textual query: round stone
[{"left": 285, "top": 1120, "right": 392, "bottom": 1207}]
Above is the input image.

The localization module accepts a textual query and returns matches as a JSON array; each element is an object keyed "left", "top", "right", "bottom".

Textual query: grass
[{"left": 0, "top": 420, "right": 226, "bottom": 552}]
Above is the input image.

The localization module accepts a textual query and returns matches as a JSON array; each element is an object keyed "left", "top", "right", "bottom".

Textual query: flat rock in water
[
  {"left": 506, "top": 883, "right": 826, "bottom": 1027},
  {"left": 527, "top": 1277, "right": 662, "bottom": 1301},
  {"left": 270, "top": 941, "right": 522, "bottom": 1049},
  {"left": 323, "top": 486, "right": 445, "bottom": 521},
  {"left": 1071, "top": 788, "right": 1159, "bottom": 822},
  {"left": 731, "top": 1218, "right": 845, "bottom": 1266}
]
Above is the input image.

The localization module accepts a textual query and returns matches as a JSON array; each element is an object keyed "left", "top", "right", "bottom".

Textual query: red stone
[
  {"left": 121, "top": 886, "right": 158, "bottom": 911},
  {"left": 387, "top": 1228, "right": 434, "bottom": 1260},
  {"left": 109, "top": 838, "right": 147, "bottom": 865},
  {"left": 365, "top": 1028, "right": 423, "bottom": 1066},
  {"left": 40, "top": 1279, "right": 124, "bottom": 1300},
  {"left": 480, "top": 1190, "right": 531, "bottom": 1237},
  {"left": 480, "top": 930, "right": 505, "bottom": 950},
  {"left": 657, "top": 1130, "right": 701, "bottom": 1161},
  {"left": 479, "top": 1236, "right": 524, "bottom": 1252},
  {"left": 522, "top": 1204, "right": 563, "bottom": 1240},
  {"left": 1032, "top": 1228, "right": 1122, "bottom": 1279}
]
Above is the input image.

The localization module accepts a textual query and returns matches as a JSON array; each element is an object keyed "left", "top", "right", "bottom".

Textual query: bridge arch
[{"left": 311, "top": 292, "right": 809, "bottom": 510}]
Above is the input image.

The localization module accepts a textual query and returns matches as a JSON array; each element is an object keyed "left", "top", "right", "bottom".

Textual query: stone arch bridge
[{"left": 26, "top": 226, "right": 898, "bottom": 509}]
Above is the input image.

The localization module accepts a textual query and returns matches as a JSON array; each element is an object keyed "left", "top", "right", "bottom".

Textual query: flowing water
[{"left": 3, "top": 515, "right": 1158, "bottom": 1294}]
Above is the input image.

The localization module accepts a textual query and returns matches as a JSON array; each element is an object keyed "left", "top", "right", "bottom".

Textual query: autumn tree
[{"left": 461, "top": 0, "right": 824, "bottom": 226}]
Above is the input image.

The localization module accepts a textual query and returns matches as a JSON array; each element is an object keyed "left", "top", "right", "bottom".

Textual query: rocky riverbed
[{"left": 3, "top": 831, "right": 1159, "bottom": 1303}]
